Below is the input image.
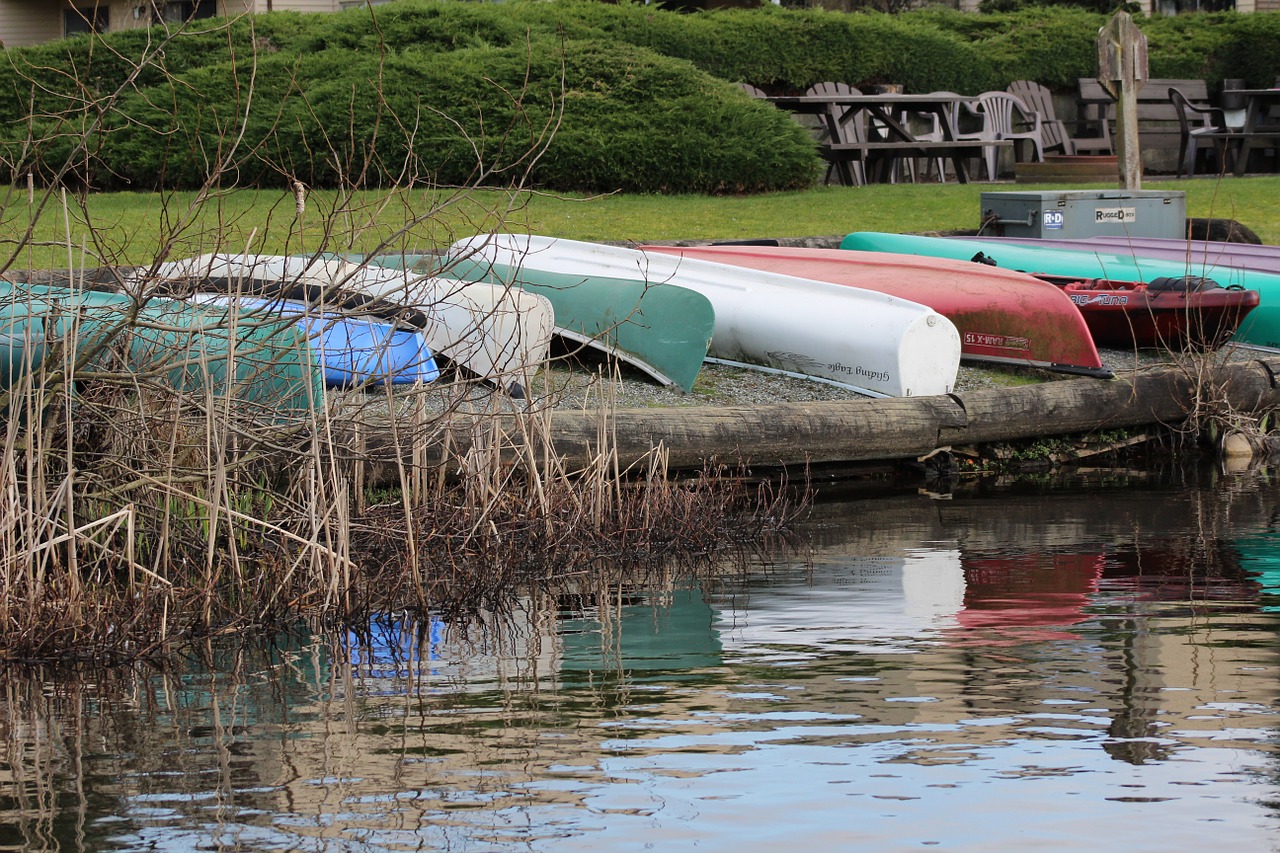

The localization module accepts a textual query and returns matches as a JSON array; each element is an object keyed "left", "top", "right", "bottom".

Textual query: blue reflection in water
[{"left": 3, "top": 470, "right": 1280, "bottom": 852}]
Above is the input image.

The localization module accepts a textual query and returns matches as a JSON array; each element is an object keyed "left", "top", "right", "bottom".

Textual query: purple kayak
[{"left": 952, "top": 235, "right": 1280, "bottom": 276}]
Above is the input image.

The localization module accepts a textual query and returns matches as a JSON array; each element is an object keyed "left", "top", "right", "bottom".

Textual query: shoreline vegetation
[
  {"left": 0, "top": 317, "right": 811, "bottom": 665},
  {"left": 5, "top": 244, "right": 1277, "bottom": 667},
  {"left": 6, "top": 198, "right": 1280, "bottom": 667},
  {"left": 3, "top": 0, "right": 1279, "bottom": 665}
]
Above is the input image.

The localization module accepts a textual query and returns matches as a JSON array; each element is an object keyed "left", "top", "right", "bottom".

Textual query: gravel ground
[
  {"left": 527, "top": 345, "right": 1194, "bottom": 412},
  {"left": 11, "top": 259, "right": 1247, "bottom": 413}
]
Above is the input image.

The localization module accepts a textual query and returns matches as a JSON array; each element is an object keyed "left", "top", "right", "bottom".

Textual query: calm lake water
[{"left": 4, "top": 463, "right": 1280, "bottom": 852}]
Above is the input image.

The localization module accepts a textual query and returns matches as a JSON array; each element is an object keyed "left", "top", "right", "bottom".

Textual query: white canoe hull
[
  {"left": 449, "top": 235, "right": 960, "bottom": 398},
  {"left": 148, "top": 254, "right": 554, "bottom": 396}
]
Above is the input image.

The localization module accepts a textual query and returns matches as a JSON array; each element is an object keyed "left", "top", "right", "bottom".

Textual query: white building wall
[{"left": 1, "top": 0, "right": 66, "bottom": 47}]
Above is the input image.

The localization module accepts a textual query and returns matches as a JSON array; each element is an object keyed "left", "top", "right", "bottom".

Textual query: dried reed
[{"left": 0, "top": 280, "right": 805, "bottom": 667}]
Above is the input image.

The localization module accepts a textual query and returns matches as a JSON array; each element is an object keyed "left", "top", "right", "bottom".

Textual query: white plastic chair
[{"left": 955, "top": 91, "right": 1046, "bottom": 180}]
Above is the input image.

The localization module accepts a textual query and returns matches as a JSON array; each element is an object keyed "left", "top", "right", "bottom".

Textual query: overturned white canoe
[
  {"left": 448, "top": 235, "right": 961, "bottom": 398},
  {"left": 145, "top": 253, "right": 554, "bottom": 397}
]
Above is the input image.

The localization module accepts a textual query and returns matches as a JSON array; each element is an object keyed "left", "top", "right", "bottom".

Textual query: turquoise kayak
[
  {"left": 840, "top": 231, "right": 1280, "bottom": 351},
  {"left": 1, "top": 283, "right": 325, "bottom": 414}
]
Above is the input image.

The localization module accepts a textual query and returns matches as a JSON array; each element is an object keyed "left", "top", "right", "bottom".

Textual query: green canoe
[
  {"left": 1, "top": 282, "right": 324, "bottom": 415},
  {"left": 362, "top": 252, "right": 716, "bottom": 393}
]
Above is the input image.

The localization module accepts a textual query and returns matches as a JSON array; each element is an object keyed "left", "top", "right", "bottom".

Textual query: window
[
  {"left": 153, "top": 0, "right": 218, "bottom": 24},
  {"left": 64, "top": 5, "right": 108, "bottom": 37},
  {"left": 1155, "top": 0, "right": 1234, "bottom": 10}
]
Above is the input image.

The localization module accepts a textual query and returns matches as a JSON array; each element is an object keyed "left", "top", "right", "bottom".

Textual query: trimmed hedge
[
  {"left": 3, "top": 1, "right": 1277, "bottom": 194},
  {"left": 78, "top": 39, "right": 819, "bottom": 194}
]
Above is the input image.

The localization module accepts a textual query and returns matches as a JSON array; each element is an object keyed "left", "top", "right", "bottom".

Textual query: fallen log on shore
[{"left": 352, "top": 356, "right": 1280, "bottom": 477}]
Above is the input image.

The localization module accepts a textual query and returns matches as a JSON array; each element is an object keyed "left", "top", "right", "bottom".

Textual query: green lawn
[{"left": 6, "top": 176, "right": 1280, "bottom": 269}]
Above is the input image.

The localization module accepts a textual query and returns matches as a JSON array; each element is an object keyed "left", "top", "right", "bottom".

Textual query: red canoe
[
  {"left": 1034, "top": 273, "right": 1261, "bottom": 350},
  {"left": 640, "top": 244, "right": 1109, "bottom": 377}
]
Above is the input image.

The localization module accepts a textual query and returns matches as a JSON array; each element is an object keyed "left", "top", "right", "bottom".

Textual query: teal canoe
[
  {"left": 1, "top": 283, "right": 325, "bottom": 415},
  {"left": 840, "top": 231, "right": 1280, "bottom": 351},
  {"left": 363, "top": 251, "right": 716, "bottom": 393}
]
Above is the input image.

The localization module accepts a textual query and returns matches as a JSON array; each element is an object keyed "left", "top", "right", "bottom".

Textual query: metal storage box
[{"left": 979, "top": 190, "right": 1186, "bottom": 239}]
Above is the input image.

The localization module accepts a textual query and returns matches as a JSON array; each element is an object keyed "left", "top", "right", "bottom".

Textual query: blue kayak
[
  {"left": 193, "top": 296, "right": 440, "bottom": 387},
  {"left": 840, "top": 232, "right": 1280, "bottom": 351}
]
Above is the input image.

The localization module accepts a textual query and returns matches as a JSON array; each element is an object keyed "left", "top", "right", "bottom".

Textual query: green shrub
[
  {"left": 927, "top": 7, "right": 1106, "bottom": 89},
  {"left": 291, "top": 0, "right": 537, "bottom": 53},
  {"left": 85, "top": 39, "right": 818, "bottom": 194},
  {"left": 1208, "top": 12, "right": 1280, "bottom": 88},
  {"left": 4, "top": 1, "right": 1276, "bottom": 194},
  {"left": 1140, "top": 12, "right": 1237, "bottom": 81}
]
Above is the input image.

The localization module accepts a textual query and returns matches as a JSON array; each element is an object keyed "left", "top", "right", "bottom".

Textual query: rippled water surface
[{"left": 4, "top": 466, "right": 1280, "bottom": 852}]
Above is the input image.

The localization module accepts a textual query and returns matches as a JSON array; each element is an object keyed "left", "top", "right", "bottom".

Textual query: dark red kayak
[
  {"left": 1034, "top": 273, "right": 1261, "bottom": 350},
  {"left": 641, "top": 243, "right": 1110, "bottom": 377}
]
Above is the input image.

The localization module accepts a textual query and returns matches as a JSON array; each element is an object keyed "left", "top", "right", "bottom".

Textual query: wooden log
[
  {"left": 550, "top": 395, "right": 968, "bottom": 470},
  {"left": 348, "top": 357, "right": 1280, "bottom": 477}
]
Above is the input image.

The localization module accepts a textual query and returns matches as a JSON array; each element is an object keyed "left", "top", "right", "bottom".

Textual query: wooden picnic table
[
  {"left": 767, "top": 93, "right": 1011, "bottom": 185},
  {"left": 1227, "top": 88, "right": 1280, "bottom": 176}
]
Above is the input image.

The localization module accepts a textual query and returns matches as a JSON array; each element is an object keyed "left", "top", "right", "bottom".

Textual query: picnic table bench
[
  {"left": 1076, "top": 78, "right": 1209, "bottom": 170},
  {"left": 821, "top": 140, "right": 1013, "bottom": 184},
  {"left": 768, "top": 93, "right": 1014, "bottom": 185}
]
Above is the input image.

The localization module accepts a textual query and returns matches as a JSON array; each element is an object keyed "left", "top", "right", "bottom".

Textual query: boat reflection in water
[
  {"left": 711, "top": 550, "right": 965, "bottom": 661},
  {"left": 1, "top": 467, "right": 1279, "bottom": 851},
  {"left": 950, "top": 552, "right": 1103, "bottom": 644}
]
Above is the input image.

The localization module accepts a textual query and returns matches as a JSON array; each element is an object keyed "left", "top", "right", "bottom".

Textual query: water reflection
[{"left": 2, "top": 465, "right": 1280, "bottom": 851}]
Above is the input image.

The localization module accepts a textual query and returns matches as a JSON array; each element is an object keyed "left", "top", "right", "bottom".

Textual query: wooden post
[{"left": 1097, "top": 11, "right": 1148, "bottom": 189}]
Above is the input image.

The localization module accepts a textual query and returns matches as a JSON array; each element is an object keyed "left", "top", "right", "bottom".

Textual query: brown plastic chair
[
  {"left": 896, "top": 92, "right": 960, "bottom": 183},
  {"left": 1169, "top": 85, "right": 1237, "bottom": 178}
]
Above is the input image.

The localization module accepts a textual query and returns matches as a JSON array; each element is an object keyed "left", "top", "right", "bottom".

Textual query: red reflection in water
[{"left": 948, "top": 552, "right": 1104, "bottom": 645}]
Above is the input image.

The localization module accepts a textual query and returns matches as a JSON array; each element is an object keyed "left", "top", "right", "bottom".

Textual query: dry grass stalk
[
  {"left": 0, "top": 16, "right": 806, "bottom": 666},
  {"left": 0, "top": 284, "right": 805, "bottom": 666}
]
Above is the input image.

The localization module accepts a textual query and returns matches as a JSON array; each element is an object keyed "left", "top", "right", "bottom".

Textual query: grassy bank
[{"left": 5, "top": 176, "right": 1278, "bottom": 273}]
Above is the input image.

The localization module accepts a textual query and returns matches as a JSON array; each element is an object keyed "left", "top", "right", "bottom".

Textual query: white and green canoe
[
  {"left": 433, "top": 239, "right": 716, "bottom": 393},
  {"left": 445, "top": 235, "right": 961, "bottom": 398}
]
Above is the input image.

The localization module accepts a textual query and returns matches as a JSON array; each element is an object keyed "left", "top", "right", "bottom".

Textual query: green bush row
[
  {"left": 4, "top": 35, "right": 819, "bottom": 194},
  {"left": 2, "top": 1, "right": 1276, "bottom": 195}
]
